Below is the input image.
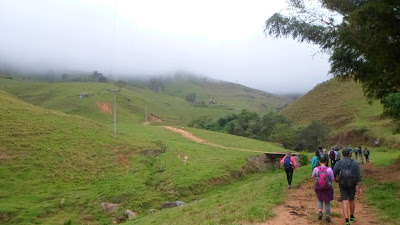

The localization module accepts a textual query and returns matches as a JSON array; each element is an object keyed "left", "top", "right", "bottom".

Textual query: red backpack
[{"left": 315, "top": 166, "right": 331, "bottom": 190}]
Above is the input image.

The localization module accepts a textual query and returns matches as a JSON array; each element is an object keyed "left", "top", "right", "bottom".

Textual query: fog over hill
[{"left": 0, "top": 0, "right": 330, "bottom": 95}]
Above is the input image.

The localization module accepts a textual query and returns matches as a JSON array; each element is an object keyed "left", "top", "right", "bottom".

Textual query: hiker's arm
[
  {"left": 311, "top": 158, "right": 316, "bottom": 170},
  {"left": 280, "top": 156, "right": 285, "bottom": 164},
  {"left": 311, "top": 168, "right": 318, "bottom": 178},
  {"left": 292, "top": 157, "right": 298, "bottom": 171},
  {"left": 358, "top": 182, "right": 363, "bottom": 195},
  {"left": 333, "top": 163, "right": 340, "bottom": 182}
]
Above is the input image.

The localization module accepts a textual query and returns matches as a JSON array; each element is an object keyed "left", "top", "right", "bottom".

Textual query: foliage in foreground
[{"left": 265, "top": 0, "right": 400, "bottom": 123}]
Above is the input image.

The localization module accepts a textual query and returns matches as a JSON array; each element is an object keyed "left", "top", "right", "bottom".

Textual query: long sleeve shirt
[{"left": 280, "top": 156, "right": 298, "bottom": 171}]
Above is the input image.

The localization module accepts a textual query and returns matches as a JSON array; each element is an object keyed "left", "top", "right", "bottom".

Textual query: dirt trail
[
  {"left": 162, "top": 126, "right": 266, "bottom": 153},
  {"left": 259, "top": 161, "right": 397, "bottom": 225},
  {"left": 161, "top": 126, "right": 393, "bottom": 224}
]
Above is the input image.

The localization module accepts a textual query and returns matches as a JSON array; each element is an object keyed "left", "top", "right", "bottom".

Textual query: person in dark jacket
[{"left": 333, "top": 149, "right": 362, "bottom": 225}]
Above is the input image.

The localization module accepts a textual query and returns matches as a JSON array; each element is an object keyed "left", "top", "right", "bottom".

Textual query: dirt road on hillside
[{"left": 162, "top": 126, "right": 266, "bottom": 153}]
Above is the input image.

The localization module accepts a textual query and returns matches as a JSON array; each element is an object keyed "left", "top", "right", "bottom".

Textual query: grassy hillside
[
  {"left": 282, "top": 79, "right": 400, "bottom": 147},
  {"left": 0, "top": 90, "right": 291, "bottom": 224},
  {"left": 0, "top": 76, "right": 292, "bottom": 126},
  {"left": 157, "top": 76, "right": 292, "bottom": 112}
]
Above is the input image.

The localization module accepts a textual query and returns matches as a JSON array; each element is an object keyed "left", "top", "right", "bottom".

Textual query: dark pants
[{"left": 285, "top": 167, "right": 294, "bottom": 185}]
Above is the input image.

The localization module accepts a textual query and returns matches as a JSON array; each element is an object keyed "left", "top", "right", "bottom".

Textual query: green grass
[
  {"left": 1, "top": 76, "right": 400, "bottom": 225},
  {"left": 0, "top": 77, "right": 292, "bottom": 126},
  {"left": 364, "top": 179, "right": 400, "bottom": 225},
  {"left": 367, "top": 147, "right": 400, "bottom": 167},
  {"left": 0, "top": 90, "right": 292, "bottom": 224},
  {"left": 127, "top": 166, "right": 311, "bottom": 225},
  {"left": 185, "top": 127, "right": 288, "bottom": 153},
  {"left": 282, "top": 79, "right": 400, "bottom": 146}
]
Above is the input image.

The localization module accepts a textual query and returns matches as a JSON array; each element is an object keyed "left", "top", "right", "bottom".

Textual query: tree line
[{"left": 188, "top": 110, "right": 329, "bottom": 151}]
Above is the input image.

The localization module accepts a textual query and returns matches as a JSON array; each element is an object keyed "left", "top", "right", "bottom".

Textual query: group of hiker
[{"left": 281, "top": 145, "right": 369, "bottom": 225}]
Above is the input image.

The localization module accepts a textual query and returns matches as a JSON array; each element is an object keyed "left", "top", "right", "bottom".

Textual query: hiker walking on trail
[
  {"left": 312, "top": 154, "right": 334, "bottom": 223},
  {"left": 329, "top": 147, "right": 336, "bottom": 169},
  {"left": 354, "top": 146, "right": 359, "bottom": 161},
  {"left": 363, "top": 147, "right": 370, "bottom": 162},
  {"left": 322, "top": 148, "right": 329, "bottom": 167},
  {"left": 311, "top": 150, "right": 321, "bottom": 170},
  {"left": 347, "top": 145, "right": 352, "bottom": 158},
  {"left": 281, "top": 151, "right": 298, "bottom": 189},
  {"left": 358, "top": 146, "right": 364, "bottom": 164},
  {"left": 333, "top": 149, "right": 362, "bottom": 225}
]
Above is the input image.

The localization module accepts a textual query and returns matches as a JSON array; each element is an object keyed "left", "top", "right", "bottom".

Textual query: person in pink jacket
[{"left": 281, "top": 151, "right": 298, "bottom": 189}]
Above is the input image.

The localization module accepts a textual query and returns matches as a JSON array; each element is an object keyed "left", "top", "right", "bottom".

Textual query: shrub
[{"left": 298, "top": 152, "right": 309, "bottom": 166}]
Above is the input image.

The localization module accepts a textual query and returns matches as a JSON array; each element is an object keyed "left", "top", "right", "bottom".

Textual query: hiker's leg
[
  {"left": 325, "top": 201, "right": 331, "bottom": 216},
  {"left": 342, "top": 200, "right": 349, "bottom": 219},
  {"left": 340, "top": 185, "right": 350, "bottom": 220},
  {"left": 285, "top": 168, "right": 290, "bottom": 185},
  {"left": 349, "top": 200, "right": 355, "bottom": 216},
  {"left": 317, "top": 199, "right": 323, "bottom": 212},
  {"left": 348, "top": 185, "right": 356, "bottom": 218},
  {"left": 288, "top": 168, "right": 293, "bottom": 185}
]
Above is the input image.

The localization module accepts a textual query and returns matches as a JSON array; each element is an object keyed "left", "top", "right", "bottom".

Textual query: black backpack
[{"left": 339, "top": 160, "right": 357, "bottom": 187}]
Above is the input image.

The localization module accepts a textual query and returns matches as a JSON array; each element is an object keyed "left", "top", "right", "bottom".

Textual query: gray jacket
[{"left": 333, "top": 158, "right": 362, "bottom": 183}]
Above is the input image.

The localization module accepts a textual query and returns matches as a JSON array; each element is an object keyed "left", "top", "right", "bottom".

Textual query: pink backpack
[{"left": 315, "top": 166, "right": 331, "bottom": 190}]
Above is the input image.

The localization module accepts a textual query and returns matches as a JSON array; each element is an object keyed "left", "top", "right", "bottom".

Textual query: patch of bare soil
[
  {"left": 96, "top": 102, "right": 112, "bottom": 114},
  {"left": 0, "top": 153, "right": 10, "bottom": 159},
  {"left": 362, "top": 158, "right": 400, "bottom": 182}
]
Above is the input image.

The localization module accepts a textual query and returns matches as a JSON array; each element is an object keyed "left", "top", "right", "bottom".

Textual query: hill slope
[
  {"left": 0, "top": 76, "right": 292, "bottom": 126},
  {"left": 0, "top": 90, "right": 290, "bottom": 224},
  {"left": 282, "top": 79, "right": 400, "bottom": 147}
]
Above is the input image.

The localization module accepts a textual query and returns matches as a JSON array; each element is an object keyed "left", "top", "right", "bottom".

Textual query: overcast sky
[{"left": 0, "top": 0, "right": 331, "bottom": 94}]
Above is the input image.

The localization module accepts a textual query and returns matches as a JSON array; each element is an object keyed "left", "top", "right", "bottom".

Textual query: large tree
[{"left": 265, "top": 0, "right": 400, "bottom": 120}]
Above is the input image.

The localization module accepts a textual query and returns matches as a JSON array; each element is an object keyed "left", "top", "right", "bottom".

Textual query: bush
[{"left": 298, "top": 152, "right": 309, "bottom": 166}]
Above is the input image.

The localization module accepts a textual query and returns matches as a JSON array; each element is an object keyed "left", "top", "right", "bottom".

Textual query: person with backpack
[
  {"left": 281, "top": 151, "right": 298, "bottom": 189},
  {"left": 333, "top": 149, "right": 362, "bottom": 225},
  {"left": 358, "top": 146, "right": 364, "bottom": 164},
  {"left": 329, "top": 147, "right": 336, "bottom": 169},
  {"left": 354, "top": 147, "right": 359, "bottom": 161},
  {"left": 334, "top": 147, "right": 341, "bottom": 162},
  {"left": 363, "top": 147, "right": 370, "bottom": 162},
  {"left": 311, "top": 150, "right": 321, "bottom": 170},
  {"left": 312, "top": 154, "right": 334, "bottom": 223},
  {"left": 347, "top": 145, "right": 352, "bottom": 158}
]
